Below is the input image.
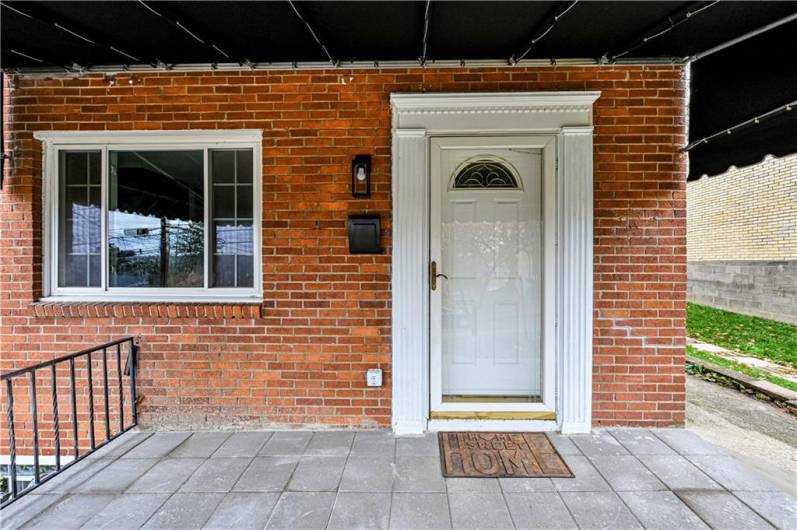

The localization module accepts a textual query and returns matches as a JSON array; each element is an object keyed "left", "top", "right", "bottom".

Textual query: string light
[
  {"left": 137, "top": 1, "right": 238, "bottom": 65},
  {"left": 509, "top": 1, "right": 579, "bottom": 65},
  {"left": 605, "top": 1, "right": 720, "bottom": 63},
  {"left": 420, "top": 0, "right": 432, "bottom": 66},
  {"left": 1, "top": 1, "right": 141, "bottom": 64},
  {"left": 287, "top": 0, "right": 338, "bottom": 67},
  {"left": 683, "top": 100, "right": 797, "bottom": 152}
]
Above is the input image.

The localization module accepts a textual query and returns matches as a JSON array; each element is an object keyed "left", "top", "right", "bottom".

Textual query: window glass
[
  {"left": 58, "top": 151, "right": 102, "bottom": 287},
  {"left": 108, "top": 150, "right": 204, "bottom": 287},
  {"left": 212, "top": 150, "right": 254, "bottom": 287}
]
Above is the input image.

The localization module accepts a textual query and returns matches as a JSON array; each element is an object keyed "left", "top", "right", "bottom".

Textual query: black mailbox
[{"left": 348, "top": 214, "right": 382, "bottom": 254}]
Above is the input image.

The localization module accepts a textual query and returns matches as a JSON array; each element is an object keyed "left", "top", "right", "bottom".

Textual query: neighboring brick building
[
  {"left": 1, "top": 65, "right": 688, "bottom": 442},
  {"left": 687, "top": 154, "right": 797, "bottom": 323}
]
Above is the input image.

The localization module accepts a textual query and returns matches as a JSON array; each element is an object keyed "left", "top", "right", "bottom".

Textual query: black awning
[{"left": 2, "top": 1, "right": 796, "bottom": 180}]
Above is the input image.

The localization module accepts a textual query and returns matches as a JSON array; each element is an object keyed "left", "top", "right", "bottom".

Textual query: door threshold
[
  {"left": 430, "top": 410, "right": 556, "bottom": 420},
  {"left": 443, "top": 395, "right": 542, "bottom": 404}
]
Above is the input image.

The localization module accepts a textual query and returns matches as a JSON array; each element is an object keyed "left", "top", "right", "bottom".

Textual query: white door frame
[
  {"left": 429, "top": 136, "right": 556, "bottom": 414},
  {"left": 391, "top": 92, "right": 600, "bottom": 434}
]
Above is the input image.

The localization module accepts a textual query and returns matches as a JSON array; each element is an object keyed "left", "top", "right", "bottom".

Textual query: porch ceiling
[{"left": 1, "top": 1, "right": 796, "bottom": 179}]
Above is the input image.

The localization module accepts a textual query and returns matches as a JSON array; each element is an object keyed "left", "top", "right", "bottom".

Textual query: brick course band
[{"left": 31, "top": 303, "right": 264, "bottom": 320}]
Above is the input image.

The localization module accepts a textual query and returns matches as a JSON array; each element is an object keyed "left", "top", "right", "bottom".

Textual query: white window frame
[{"left": 35, "top": 129, "right": 263, "bottom": 303}]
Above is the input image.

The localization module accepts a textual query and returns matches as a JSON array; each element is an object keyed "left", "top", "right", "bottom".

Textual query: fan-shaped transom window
[{"left": 452, "top": 159, "right": 520, "bottom": 189}]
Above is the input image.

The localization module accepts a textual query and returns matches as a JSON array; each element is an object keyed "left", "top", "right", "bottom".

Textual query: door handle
[{"left": 430, "top": 261, "right": 449, "bottom": 291}]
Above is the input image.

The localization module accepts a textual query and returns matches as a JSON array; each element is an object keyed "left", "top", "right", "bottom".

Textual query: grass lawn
[
  {"left": 687, "top": 303, "right": 797, "bottom": 369},
  {"left": 686, "top": 345, "right": 797, "bottom": 393}
]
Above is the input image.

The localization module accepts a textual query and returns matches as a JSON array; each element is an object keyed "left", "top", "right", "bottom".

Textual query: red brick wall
[{"left": 0, "top": 66, "right": 688, "bottom": 437}]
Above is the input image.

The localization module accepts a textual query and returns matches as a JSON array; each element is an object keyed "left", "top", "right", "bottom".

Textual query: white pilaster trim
[
  {"left": 557, "top": 127, "right": 594, "bottom": 434},
  {"left": 391, "top": 128, "right": 429, "bottom": 435}
]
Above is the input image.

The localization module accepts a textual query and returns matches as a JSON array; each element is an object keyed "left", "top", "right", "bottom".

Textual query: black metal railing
[{"left": 1, "top": 337, "right": 138, "bottom": 507}]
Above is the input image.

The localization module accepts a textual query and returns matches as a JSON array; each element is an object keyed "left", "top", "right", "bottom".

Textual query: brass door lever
[{"left": 430, "top": 261, "right": 448, "bottom": 291}]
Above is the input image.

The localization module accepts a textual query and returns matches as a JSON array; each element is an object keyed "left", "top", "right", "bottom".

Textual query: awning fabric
[{"left": 2, "top": 1, "right": 796, "bottom": 180}]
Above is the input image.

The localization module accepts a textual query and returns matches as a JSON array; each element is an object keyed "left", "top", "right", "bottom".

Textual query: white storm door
[{"left": 430, "top": 136, "right": 553, "bottom": 411}]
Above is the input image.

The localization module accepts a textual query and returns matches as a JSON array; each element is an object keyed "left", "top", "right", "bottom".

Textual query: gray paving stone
[
  {"left": 81, "top": 493, "right": 169, "bottom": 529},
  {"left": 169, "top": 432, "right": 231, "bottom": 458},
  {"left": 350, "top": 431, "right": 395, "bottom": 458},
  {"left": 259, "top": 431, "right": 313, "bottom": 456},
  {"left": 499, "top": 477, "right": 555, "bottom": 493},
  {"left": 504, "top": 492, "right": 579, "bottom": 530},
  {"left": 688, "top": 455, "right": 780, "bottom": 491},
  {"left": 328, "top": 492, "right": 391, "bottom": 530},
  {"left": 85, "top": 432, "right": 153, "bottom": 461},
  {"left": 287, "top": 456, "right": 347, "bottom": 491},
  {"left": 551, "top": 455, "right": 611, "bottom": 492},
  {"left": 393, "top": 456, "right": 446, "bottom": 492},
  {"left": 548, "top": 433, "right": 582, "bottom": 456},
  {"left": 122, "top": 432, "right": 192, "bottom": 459},
  {"left": 21, "top": 494, "right": 116, "bottom": 529},
  {"left": 233, "top": 455, "right": 300, "bottom": 492},
  {"left": 389, "top": 493, "right": 450, "bottom": 530},
  {"left": 677, "top": 490, "right": 776, "bottom": 530},
  {"left": 653, "top": 429, "right": 726, "bottom": 456},
  {"left": 448, "top": 493, "right": 514, "bottom": 529},
  {"left": 33, "top": 458, "right": 113, "bottom": 494},
  {"left": 588, "top": 455, "right": 666, "bottom": 491},
  {"left": 304, "top": 431, "right": 355, "bottom": 456},
  {"left": 212, "top": 431, "right": 273, "bottom": 457},
  {"left": 395, "top": 433, "right": 440, "bottom": 457},
  {"left": 733, "top": 490, "right": 797, "bottom": 530},
  {"left": 609, "top": 429, "right": 678, "bottom": 456},
  {"left": 265, "top": 492, "right": 336, "bottom": 529},
  {"left": 0, "top": 494, "right": 64, "bottom": 530},
  {"left": 179, "top": 457, "right": 251, "bottom": 493},
  {"left": 203, "top": 492, "right": 280, "bottom": 529},
  {"left": 74, "top": 458, "right": 158, "bottom": 493},
  {"left": 570, "top": 431, "right": 630, "bottom": 457},
  {"left": 560, "top": 491, "right": 644, "bottom": 530},
  {"left": 619, "top": 491, "right": 710, "bottom": 530},
  {"left": 636, "top": 454, "right": 723, "bottom": 490},
  {"left": 142, "top": 492, "right": 224, "bottom": 529},
  {"left": 339, "top": 457, "right": 395, "bottom": 492},
  {"left": 446, "top": 477, "right": 501, "bottom": 493},
  {"left": 126, "top": 457, "right": 204, "bottom": 493}
]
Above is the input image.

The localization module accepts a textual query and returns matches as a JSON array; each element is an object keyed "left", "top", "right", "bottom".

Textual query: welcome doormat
[{"left": 438, "top": 432, "right": 574, "bottom": 478}]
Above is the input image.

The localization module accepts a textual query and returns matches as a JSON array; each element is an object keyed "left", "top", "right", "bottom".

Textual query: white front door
[{"left": 430, "top": 136, "right": 556, "bottom": 413}]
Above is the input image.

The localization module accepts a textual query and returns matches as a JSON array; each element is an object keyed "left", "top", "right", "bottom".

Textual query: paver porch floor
[{"left": 2, "top": 428, "right": 794, "bottom": 529}]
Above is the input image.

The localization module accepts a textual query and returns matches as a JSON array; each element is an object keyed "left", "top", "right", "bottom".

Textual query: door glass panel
[
  {"left": 108, "top": 150, "right": 204, "bottom": 287},
  {"left": 440, "top": 149, "right": 542, "bottom": 400}
]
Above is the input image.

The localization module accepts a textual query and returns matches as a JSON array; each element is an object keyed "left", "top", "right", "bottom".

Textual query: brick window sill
[{"left": 32, "top": 300, "right": 264, "bottom": 319}]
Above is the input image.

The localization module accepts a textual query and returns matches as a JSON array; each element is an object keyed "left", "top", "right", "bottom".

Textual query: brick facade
[{"left": 1, "top": 66, "right": 688, "bottom": 437}]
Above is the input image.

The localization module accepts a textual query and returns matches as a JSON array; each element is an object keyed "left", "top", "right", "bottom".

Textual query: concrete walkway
[
  {"left": 1, "top": 428, "right": 795, "bottom": 529},
  {"left": 687, "top": 374, "right": 797, "bottom": 497}
]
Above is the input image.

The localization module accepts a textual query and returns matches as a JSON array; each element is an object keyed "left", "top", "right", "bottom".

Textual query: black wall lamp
[{"left": 351, "top": 154, "right": 371, "bottom": 197}]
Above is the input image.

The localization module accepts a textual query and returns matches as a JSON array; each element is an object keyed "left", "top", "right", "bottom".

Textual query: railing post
[
  {"left": 101, "top": 348, "right": 110, "bottom": 441},
  {"left": 5, "top": 379, "right": 18, "bottom": 498},
  {"left": 87, "top": 352, "right": 95, "bottom": 450},
  {"left": 69, "top": 358, "right": 79, "bottom": 458},
  {"left": 130, "top": 338, "right": 138, "bottom": 426},
  {"left": 116, "top": 343, "right": 124, "bottom": 432},
  {"left": 50, "top": 364, "right": 61, "bottom": 471},
  {"left": 29, "top": 371, "right": 40, "bottom": 485}
]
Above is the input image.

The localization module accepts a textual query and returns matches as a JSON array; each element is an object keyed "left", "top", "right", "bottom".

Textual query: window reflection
[
  {"left": 211, "top": 150, "right": 254, "bottom": 287},
  {"left": 58, "top": 151, "right": 102, "bottom": 287},
  {"left": 108, "top": 151, "right": 204, "bottom": 287}
]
